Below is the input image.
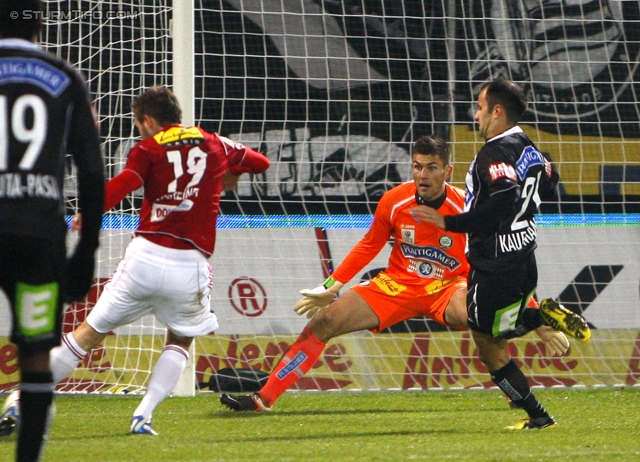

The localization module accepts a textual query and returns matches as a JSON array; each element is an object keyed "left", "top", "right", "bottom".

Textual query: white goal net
[{"left": 1, "top": 0, "right": 639, "bottom": 395}]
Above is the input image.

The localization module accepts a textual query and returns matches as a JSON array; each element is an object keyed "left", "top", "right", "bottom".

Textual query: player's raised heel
[
  {"left": 505, "top": 416, "right": 557, "bottom": 430},
  {"left": 130, "top": 415, "right": 158, "bottom": 435},
  {"left": 220, "top": 393, "right": 272, "bottom": 412},
  {"left": 540, "top": 299, "right": 591, "bottom": 342}
]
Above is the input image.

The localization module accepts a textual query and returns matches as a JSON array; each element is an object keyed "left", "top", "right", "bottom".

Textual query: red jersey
[
  {"left": 332, "top": 182, "right": 469, "bottom": 286},
  {"left": 107, "top": 125, "right": 269, "bottom": 257}
]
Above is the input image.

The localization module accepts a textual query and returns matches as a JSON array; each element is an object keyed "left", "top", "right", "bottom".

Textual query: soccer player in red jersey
[
  {"left": 52, "top": 86, "right": 269, "bottom": 434},
  {"left": 220, "top": 135, "right": 568, "bottom": 412}
]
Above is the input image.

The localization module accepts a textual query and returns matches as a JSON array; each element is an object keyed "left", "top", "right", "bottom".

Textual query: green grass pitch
[{"left": 1, "top": 387, "right": 639, "bottom": 461}]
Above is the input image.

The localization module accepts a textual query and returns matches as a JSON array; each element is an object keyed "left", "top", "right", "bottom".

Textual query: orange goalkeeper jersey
[{"left": 332, "top": 182, "right": 469, "bottom": 286}]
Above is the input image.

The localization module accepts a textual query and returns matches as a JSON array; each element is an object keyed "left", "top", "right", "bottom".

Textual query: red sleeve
[
  {"left": 104, "top": 169, "right": 143, "bottom": 211},
  {"left": 215, "top": 134, "right": 270, "bottom": 175},
  {"left": 227, "top": 147, "right": 270, "bottom": 175}
]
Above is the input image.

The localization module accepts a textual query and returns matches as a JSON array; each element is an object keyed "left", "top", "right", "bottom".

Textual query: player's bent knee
[{"left": 307, "top": 309, "right": 341, "bottom": 342}]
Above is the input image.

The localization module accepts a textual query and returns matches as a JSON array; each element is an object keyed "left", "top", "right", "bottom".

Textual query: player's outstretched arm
[
  {"left": 294, "top": 276, "right": 344, "bottom": 319},
  {"left": 104, "top": 169, "right": 143, "bottom": 211},
  {"left": 227, "top": 145, "right": 270, "bottom": 176},
  {"left": 293, "top": 187, "right": 394, "bottom": 319}
]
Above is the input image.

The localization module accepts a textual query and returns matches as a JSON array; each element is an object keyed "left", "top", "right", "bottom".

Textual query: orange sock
[{"left": 259, "top": 327, "right": 326, "bottom": 406}]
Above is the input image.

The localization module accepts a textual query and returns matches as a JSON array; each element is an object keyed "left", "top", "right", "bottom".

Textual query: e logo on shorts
[
  {"left": 16, "top": 282, "right": 58, "bottom": 338},
  {"left": 492, "top": 301, "right": 520, "bottom": 337}
]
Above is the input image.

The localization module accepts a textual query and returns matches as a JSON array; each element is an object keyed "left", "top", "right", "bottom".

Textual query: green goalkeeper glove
[
  {"left": 293, "top": 276, "right": 344, "bottom": 319},
  {"left": 534, "top": 325, "right": 570, "bottom": 356}
]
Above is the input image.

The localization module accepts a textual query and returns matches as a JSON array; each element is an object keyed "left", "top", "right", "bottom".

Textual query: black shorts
[
  {"left": 467, "top": 253, "right": 538, "bottom": 338},
  {"left": 0, "top": 233, "right": 66, "bottom": 353}
]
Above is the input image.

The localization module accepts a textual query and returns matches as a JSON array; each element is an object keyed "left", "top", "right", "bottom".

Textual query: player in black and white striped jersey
[
  {"left": 419, "top": 78, "right": 590, "bottom": 431},
  {"left": 0, "top": 1, "right": 104, "bottom": 460}
]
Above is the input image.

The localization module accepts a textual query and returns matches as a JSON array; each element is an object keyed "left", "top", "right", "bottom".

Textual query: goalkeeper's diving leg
[
  {"left": 219, "top": 284, "right": 581, "bottom": 411},
  {"left": 220, "top": 289, "right": 383, "bottom": 411}
]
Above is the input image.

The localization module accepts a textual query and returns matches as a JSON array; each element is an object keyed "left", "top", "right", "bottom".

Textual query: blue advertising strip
[
  {"left": 536, "top": 214, "right": 640, "bottom": 227},
  {"left": 66, "top": 213, "right": 640, "bottom": 231}
]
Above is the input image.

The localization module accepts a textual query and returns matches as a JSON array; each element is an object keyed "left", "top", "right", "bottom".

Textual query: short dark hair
[
  {"left": 131, "top": 86, "right": 182, "bottom": 126},
  {"left": 482, "top": 78, "right": 528, "bottom": 124},
  {"left": 0, "top": 0, "right": 41, "bottom": 40},
  {"left": 412, "top": 135, "right": 450, "bottom": 165}
]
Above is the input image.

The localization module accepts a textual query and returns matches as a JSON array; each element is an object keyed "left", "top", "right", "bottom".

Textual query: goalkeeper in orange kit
[{"left": 220, "top": 135, "right": 577, "bottom": 414}]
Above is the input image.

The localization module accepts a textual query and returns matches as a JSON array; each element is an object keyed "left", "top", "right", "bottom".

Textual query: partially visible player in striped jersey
[
  {"left": 0, "top": 1, "right": 104, "bottom": 460},
  {"left": 49, "top": 86, "right": 268, "bottom": 435},
  {"left": 220, "top": 135, "right": 569, "bottom": 412}
]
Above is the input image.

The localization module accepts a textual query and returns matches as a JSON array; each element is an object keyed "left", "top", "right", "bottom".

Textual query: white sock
[
  {"left": 50, "top": 332, "right": 88, "bottom": 384},
  {"left": 133, "top": 345, "right": 188, "bottom": 421}
]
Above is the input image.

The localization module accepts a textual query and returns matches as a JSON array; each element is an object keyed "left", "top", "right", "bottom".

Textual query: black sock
[
  {"left": 18, "top": 372, "right": 55, "bottom": 462},
  {"left": 491, "top": 359, "right": 550, "bottom": 419}
]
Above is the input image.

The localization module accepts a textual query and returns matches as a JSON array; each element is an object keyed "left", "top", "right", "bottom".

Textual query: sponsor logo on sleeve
[
  {"left": 488, "top": 162, "right": 517, "bottom": 182},
  {"left": 515, "top": 146, "right": 545, "bottom": 180}
]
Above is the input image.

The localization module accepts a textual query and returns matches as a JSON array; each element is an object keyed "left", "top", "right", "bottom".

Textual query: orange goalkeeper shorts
[{"left": 351, "top": 271, "right": 467, "bottom": 333}]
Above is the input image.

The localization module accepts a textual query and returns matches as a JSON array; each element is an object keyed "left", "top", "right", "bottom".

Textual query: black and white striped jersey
[
  {"left": 0, "top": 38, "right": 104, "bottom": 245},
  {"left": 445, "top": 126, "right": 559, "bottom": 271}
]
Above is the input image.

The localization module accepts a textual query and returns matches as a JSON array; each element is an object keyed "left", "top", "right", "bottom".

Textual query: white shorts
[{"left": 87, "top": 236, "right": 219, "bottom": 337}]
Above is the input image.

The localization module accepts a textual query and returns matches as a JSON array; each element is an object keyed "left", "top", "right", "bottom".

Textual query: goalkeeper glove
[
  {"left": 534, "top": 325, "right": 570, "bottom": 356},
  {"left": 293, "top": 276, "right": 344, "bottom": 319}
]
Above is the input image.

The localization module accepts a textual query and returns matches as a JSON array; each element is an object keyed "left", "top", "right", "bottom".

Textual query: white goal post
[
  {"left": 170, "top": 0, "right": 196, "bottom": 397},
  {"left": 1, "top": 0, "right": 640, "bottom": 396}
]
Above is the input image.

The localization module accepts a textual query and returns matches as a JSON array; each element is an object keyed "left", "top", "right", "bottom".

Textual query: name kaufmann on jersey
[{"left": 498, "top": 218, "right": 537, "bottom": 253}]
